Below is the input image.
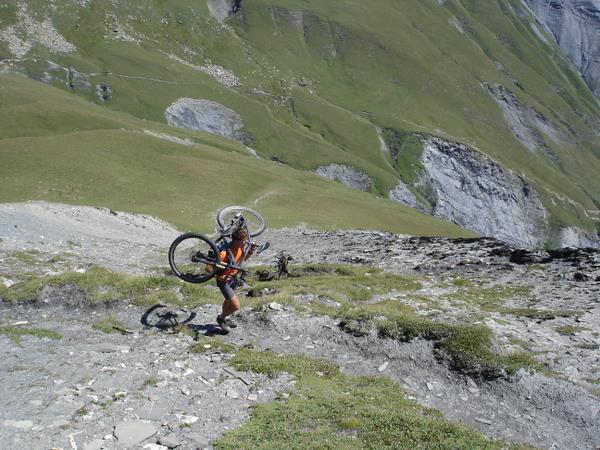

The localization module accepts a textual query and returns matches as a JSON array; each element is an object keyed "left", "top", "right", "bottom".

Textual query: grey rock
[
  {"left": 486, "top": 83, "right": 561, "bottom": 161},
  {"left": 416, "top": 137, "right": 549, "bottom": 248},
  {"left": 388, "top": 181, "right": 422, "bottom": 210},
  {"left": 158, "top": 434, "right": 180, "bottom": 448},
  {"left": 524, "top": 0, "right": 600, "bottom": 99},
  {"left": 226, "top": 389, "right": 239, "bottom": 399},
  {"left": 268, "top": 302, "right": 283, "bottom": 311},
  {"left": 135, "top": 400, "right": 169, "bottom": 421},
  {"left": 95, "top": 84, "right": 112, "bottom": 102},
  {"left": 187, "top": 433, "right": 210, "bottom": 447},
  {"left": 314, "top": 164, "right": 372, "bottom": 191},
  {"left": 83, "top": 439, "right": 103, "bottom": 450},
  {"left": 3, "top": 419, "right": 34, "bottom": 430},
  {"left": 206, "top": 0, "right": 233, "bottom": 23},
  {"left": 90, "top": 343, "right": 130, "bottom": 353},
  {"left": 142, "top": 444, "right": 168, "bottom": 450},
  {"left": 553, "top": 226, "right": 600, "bottom": 248},
  {"left": 475, "top": 417, "right": 493, "bottom": 425},
  {"left": 165, "top": 98, "right": 246, "bottom": 142},
  {"left": 114, "top": 421, "right": 157, "bottom": 447},
  {"left": 377, "top": 361, "right": 389, "bottom": 372},
  {"left": 67, "top": 68, "right": 90, "bottom": 90},
  {"left": 49, "top": 418, "right": 70, "bottom": 428},
  {"left": 39, "top": 284, "right": 88, "bottom": 306}
]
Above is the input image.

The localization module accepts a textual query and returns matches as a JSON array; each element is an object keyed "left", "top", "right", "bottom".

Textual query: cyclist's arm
[{"left": 246, "top": 242, "right": 257, "bottom": 259}]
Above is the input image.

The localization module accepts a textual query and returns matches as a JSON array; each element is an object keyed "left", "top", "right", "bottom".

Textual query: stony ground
[{"left": 1, "top": 202, "right": 600, "bottom": 450}]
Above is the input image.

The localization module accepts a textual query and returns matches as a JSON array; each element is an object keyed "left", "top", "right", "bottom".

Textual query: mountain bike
[{"left": 168, "top": 206, "right": 268, "bottom": 284}]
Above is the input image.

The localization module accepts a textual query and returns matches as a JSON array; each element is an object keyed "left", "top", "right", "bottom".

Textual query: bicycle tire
[
  {"left": 216, "top": 206, "right": 266, "bottom": 237},
  {"left": 168, "top": 232, "right": 221, "bottom": 283}
]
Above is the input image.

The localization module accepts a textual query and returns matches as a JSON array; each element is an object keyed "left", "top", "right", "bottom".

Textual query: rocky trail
[{"left": 1, "top": 202, "right": 600, "bottom": 449}]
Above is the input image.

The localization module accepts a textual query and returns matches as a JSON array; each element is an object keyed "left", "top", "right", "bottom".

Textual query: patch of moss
[
  {"left": 0, "top": 325, "right": 62, "bottom": 345},
  {"left": 505, "top": 308, "right": 580, "bottom": 321},
  {"left": 190, "top": 337, "right": 236, "bottom": 354},
  {"left": 247, "top": 264, "right": 422, "bottom": 306},
  {"left": 142, "top": 376, "right": 159, "bottom": 389},
  {"left": 447, "top": 285, "right": 534, "bottom": 312},
  {"left": 555, "top": 325, "right": 587, "bottom": 336},
  {"left": 92, "top": 317, "right": 129, "bottom": 334},
  {"left": 216, "top": 349, "right": 520, "bottom": 449},
  {"left": 342, "top": 307, "right": 546, "bottom": 379},
  {"left": 0, "top": 267, "right": 221, "bottom": 307}
]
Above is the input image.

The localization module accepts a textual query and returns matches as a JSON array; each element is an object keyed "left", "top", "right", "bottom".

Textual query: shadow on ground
[{"left": 140, "top": 304, "right": 224, "bottom": 335}]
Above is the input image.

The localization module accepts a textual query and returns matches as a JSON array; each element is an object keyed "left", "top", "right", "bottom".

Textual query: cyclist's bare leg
[{"left": 221, "top": 294, "right": 240, "bottom": 319}]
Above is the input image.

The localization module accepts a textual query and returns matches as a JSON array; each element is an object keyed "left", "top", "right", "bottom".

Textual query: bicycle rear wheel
[
  {"left": 216, "top": 206, "right": 266, "bottom": 237},
  {"left": 168, "top": 233, "right": 220, "bottom": 283}
]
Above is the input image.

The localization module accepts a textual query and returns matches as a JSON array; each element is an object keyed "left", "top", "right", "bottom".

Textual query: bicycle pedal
[{"left": 256, "top": 242, "right": 270, "bottom": 254}]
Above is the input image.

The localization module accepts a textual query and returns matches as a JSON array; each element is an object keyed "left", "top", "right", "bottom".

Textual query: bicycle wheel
[
  {"left": 216, "top": 206, "right": 266, "bottom": 237},
  {"left": 168, "top": 233, "right": 220, "bottom": 283}
]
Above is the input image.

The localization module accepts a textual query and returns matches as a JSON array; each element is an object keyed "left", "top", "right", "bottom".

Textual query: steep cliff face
[
  {"left": 417, "top": 138, "right": 549, "bottom": 248},
  {"left": 524, "top": 0, "right": 600, "bottom": 99},
  {"left": 386, "top": 136, "right": 600, "bottom": 248}
]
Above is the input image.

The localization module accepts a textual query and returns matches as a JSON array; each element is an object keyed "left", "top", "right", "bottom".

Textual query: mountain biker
[
  {"left": 215, "top": 226, "right": 256, "bottom": 333},
  {"left": 232, "top": 0, "right": 242, "bottom": 13}
]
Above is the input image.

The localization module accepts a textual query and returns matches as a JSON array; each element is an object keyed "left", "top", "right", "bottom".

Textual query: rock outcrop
[
  {"left": 207, "top": 0, "right": 234, "bottom": 23},
  {"left": 165, "top": 98, "right": 246, "bottom": 141},
  {"left": 0, "top": 3, "right": 75, "bottom": 57},
  {"left": 385, "top": 134, "right": 600, "bottom": 248},
  {"left": 314, "top": 164, "right": 372, "bottom": 191},
  {"left": 418, "top": 138, "right": 549, "bottom": 247},
  {"left": 553, "top": 226, "right": 600, "bottom": 248},
  {"left": 387, "top": 136, "right": 549, "bottom": 247},
  {"left": 486, "top": 83, "right": 561, "bottom": 162},
  {"left": 523, "top": 0, "right": 600, "bottom": 99},
  {"left": 388, "top": 182, "right": 423, "bottom": 211}
]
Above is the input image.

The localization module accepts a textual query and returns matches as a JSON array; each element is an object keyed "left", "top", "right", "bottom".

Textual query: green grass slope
[
  {"left": 0, "top": 74, "right": 470, "bottom": 236},
  {"left": 1, "top": 0, "right": 599, "bottom": 234}
]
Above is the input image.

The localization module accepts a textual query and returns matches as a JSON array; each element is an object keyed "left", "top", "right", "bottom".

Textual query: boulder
[{"left": 165, "top": 98, "right": 246, "bottom": 142}]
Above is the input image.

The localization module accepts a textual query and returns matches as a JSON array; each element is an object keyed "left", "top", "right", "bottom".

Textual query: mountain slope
[
  {"left": 0, "top": 74, "right": 469, "bottom": 237},
  {"left": 1, "top": 0, "right": 599, "bottom": 245}
]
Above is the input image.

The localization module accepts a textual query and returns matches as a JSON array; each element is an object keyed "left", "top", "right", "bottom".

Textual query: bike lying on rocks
[{"left": 168, "top": 206, "right": 268, "bottom": 284}]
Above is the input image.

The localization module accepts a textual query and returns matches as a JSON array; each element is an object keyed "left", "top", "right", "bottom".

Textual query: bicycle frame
[{"left": 212, "top": 215, "right": 253, "bottom": 274}]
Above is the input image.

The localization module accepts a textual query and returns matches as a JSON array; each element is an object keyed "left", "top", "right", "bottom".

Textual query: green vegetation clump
[
  {"left": 447, "top": 284, "right": 533, "bottom": 312},
  {"left": 555, "top": 325, "right": 587, "bottom": 336},
  {"left": 0, "top": 264, "right": 549, "bottom": 379},
  {"left": 142, "top": 376, "right": 159, "bottom": 389},
  {"left": 215, "top": 349, "right": 519, "bottom": 449},
  {"left": 248, "top": 264, "right": 422, "bottom": 305},
  {"left": 504, "top": 308, "right": 579, "bottom": 321},
  {"left": 345, "top": 310, "right": 544, "bottom": 379},
  {"left": 0, "top": 267, "right": 221, "bottom": 306},
  {"left": 0, "top": 325, "right": 62, "bottom": 345},
  {"left": 92, "top": 317, "right": 130, "bottom": 334},
  {"left": 190, "top": 337, "right": 236, "bottom": 354}
]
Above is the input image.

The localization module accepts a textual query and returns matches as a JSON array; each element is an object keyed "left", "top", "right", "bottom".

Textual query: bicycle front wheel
[
  {"left": 168, "top": 233, "right": 220, "bottom": 283},
  {"left": 216, "top": 206, "right": 266, "bottom": 237}
]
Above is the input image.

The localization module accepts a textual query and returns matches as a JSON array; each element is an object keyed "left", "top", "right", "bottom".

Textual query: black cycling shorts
[{"left": 217, "top": 278, "right": 237, "bottom": 300}]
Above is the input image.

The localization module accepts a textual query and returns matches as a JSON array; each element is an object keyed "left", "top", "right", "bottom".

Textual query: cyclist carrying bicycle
[{"left": 214, "top": 226, "right": 256, "bottom": 333}]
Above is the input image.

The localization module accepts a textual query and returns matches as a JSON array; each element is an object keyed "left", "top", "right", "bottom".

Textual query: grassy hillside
[
  {"left": 0, "top": 74, "right": 470, "bottom": 236},
  {"left": 1, "top": 0, "right": 599, "bottom": 233}
]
